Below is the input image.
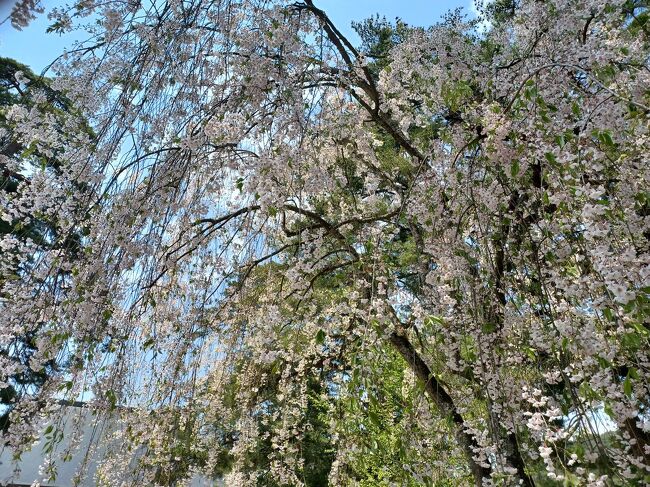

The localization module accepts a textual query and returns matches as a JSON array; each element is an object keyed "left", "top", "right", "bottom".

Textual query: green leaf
[
  {"left": 561, "top": 337, "right": 569, "bottom": 352},
  {"left": 624, "top": 376, "right": 633, "bottom": 397},
  {"left": 368, "top": 410, "right": 382, "bottom": 427},
  {"left": 106, "top": 389, "right": 118, "bottom": 410},
  {"left": 544, "top": 152, "right": 558, "bottom": 165},
  {"left": 482, "top": 322, "right": 497, "bottom": 334},
  {"left": 571, "top": 101, "right": 581, "bottom": 117},
  {"left": 631, "top": 322, "right": 648, "bottom": 336},
  {"left": 621, "top": 332, "right": 641, "bottom": 350},
  {"left": 424, "top": 316, "right": 445, "bottom": 329},
  {"left": 598, "top": 130, "right": 614, "bottom": 148},
  {"left": 565, "top": 265, "right": 580, "bottom": 278},
  {"left": 602, "top": 308, "right": 614, "bottom": 322},
  {"left": 315, "top": 329, "right": 326, "bottom": 345},
  {"left": 510, "top": 159, "right": 520, "bottom": 178},
  {"left": 524, "top": 347, "right": 537, "bottom": 361}
]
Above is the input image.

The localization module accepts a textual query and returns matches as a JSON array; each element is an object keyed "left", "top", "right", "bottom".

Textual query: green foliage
[
  {"left": 352, "top": 15, "right": 411, "bottom": 78},
  {"left": 0, "top": 57, "right": 86, "bottom": 435}
]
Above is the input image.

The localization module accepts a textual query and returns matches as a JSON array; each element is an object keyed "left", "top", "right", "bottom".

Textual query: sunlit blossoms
[{"left": 0, "top": 0, "right": 649, "bottom": 486}]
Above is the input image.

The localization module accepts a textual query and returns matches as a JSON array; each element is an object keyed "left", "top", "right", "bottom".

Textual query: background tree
[{"left": 0, "top": 57, "right": 91, "bottom": 443}]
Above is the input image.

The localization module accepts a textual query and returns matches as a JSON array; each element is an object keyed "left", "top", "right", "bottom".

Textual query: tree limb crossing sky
[{"left": 0, "top": 0, "right": 470, "bottom": 72}]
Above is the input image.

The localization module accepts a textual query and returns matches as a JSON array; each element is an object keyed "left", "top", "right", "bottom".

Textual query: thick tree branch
[{"left": 388, "top": 328, "right": 491, "bottom": 486}]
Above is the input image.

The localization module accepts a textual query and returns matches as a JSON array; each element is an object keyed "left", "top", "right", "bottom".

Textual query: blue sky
[{"left": 0, "top": 0, "right": 470, "bottom": 73}]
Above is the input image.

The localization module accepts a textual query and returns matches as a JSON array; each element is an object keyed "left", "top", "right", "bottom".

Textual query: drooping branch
[{"left": 298, "top": 0, "right": 425, "bottom": 162}]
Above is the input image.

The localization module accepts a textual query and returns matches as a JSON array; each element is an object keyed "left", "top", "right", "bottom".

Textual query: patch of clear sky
[{"left": 1, "top": 0, "right": 471, "bottom": 74}]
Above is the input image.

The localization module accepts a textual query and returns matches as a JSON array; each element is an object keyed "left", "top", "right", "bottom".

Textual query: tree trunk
[
  {"left": 389, "top": 329, "right": 535, "bottom": 486},
  {"left": 389, "top": 330, "right": 491, "bottom": 486}
]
